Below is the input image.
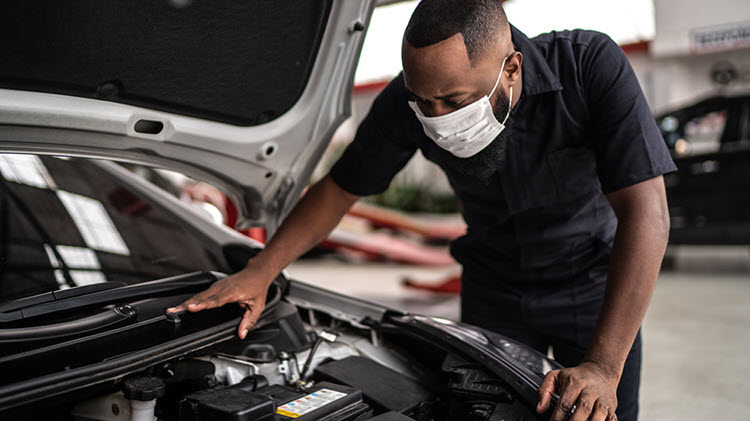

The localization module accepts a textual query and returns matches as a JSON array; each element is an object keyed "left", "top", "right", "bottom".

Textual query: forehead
[{"left": 402, "top": 33, "right": 494, "bottom": 98}]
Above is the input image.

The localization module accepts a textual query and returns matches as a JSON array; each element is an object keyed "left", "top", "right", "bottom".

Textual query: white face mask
[{"left": 408, "top": 56, "right": 513, "bottom": 158}]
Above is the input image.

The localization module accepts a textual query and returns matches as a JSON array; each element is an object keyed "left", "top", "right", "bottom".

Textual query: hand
[
  {"left": 167, "top": 266, "right": 271, "bottom": 339},
  {"left": 536, "top": 361, "right": 620, "bottom": 421}
]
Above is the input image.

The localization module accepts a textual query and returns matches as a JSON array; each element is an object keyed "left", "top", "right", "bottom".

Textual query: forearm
[
  {"left": 585, "top": 189, "right": 670, "bottom": 378},
  {"left": 247, "top": 174, "right": 360, "bottom": 282}
]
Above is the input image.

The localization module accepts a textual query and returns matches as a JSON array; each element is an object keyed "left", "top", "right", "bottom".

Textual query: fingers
[
  {"left": 551, "top": 378, "right": 583, "bottom": 421},
  {"left": 167, "top": 290, "right": 221, "bottom": 313},
  {"left": 163, "top": 272, "right": 271, "bottom": 340},
  {"left": 166, "top": 298, "right": 195, "bottom": 314},
  {"left": 570, "top": 393, "right": 595, "bottom": 421},
  {"left": 568, "top": 395, "right": 615, "bottom": 421},
  {"left": 592, "top": 400, "right": 615, "bottom": 421},
  {"left": 537, "top": 363, "right": 620, "bottom": 421},
  {"left": 237, "top": 309, "right": 254, "bottom": 340},
  {"left": 537, "top": 370, "right": 558, "bottom": 413},
  {"left": 166, "top": 279, "right": 240, "bottom": 314},
  {"left": 166, "top": 304, "right": 185, "bottom": 313},
  {"left": 237, "top": 301, "right": 266, "bottom": 339}
]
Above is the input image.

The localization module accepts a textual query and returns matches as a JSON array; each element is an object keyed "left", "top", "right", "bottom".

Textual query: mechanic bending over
[{"left": 169, "top": 1, "right": 675, "bottom": 420}]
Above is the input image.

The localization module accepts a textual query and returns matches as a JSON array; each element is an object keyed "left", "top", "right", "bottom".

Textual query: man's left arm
[{"left": 537, "top": 175, "right": 670, "bottom": 421}]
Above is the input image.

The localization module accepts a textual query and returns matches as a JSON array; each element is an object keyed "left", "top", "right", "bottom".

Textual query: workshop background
[{"left": 287, "top": 1, "right": 750, "bottom": 420}]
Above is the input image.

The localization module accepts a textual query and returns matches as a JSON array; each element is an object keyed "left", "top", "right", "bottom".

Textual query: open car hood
[{"left": 0, "top": 0, "right": 376, "bottom": 231}]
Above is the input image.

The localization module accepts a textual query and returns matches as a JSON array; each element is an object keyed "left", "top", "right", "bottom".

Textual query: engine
[
  {"left": 61, "top": 297, "right": 540, "bottom": 421},
  {"left": 65, "top": 299, "right": 426, "bottom": 421}
]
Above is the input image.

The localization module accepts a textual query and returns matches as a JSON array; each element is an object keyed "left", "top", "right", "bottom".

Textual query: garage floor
[{"left": 287, "top": 245, "right": 750, "bottom": 421}]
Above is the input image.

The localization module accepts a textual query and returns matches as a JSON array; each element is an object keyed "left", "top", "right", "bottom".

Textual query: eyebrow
[{"left": 406, "top": 88, "right": 469, "bottom": 101}]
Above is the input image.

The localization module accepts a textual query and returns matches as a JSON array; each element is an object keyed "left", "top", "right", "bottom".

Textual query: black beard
[{"left": 449, "top": 89, "right": 513, "bottom": 184}]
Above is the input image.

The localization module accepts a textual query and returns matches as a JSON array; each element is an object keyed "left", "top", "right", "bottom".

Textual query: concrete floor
[{"left": 287, "top": 245, "right": 750, "bottom": 421}]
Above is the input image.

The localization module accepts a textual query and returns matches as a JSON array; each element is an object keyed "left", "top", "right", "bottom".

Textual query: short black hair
[{"left": 404, "top": 0, "right": 509, "bottom": 66}]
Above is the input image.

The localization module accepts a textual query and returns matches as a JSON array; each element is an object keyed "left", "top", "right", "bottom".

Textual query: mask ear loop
[
  {"left": 501, "top": 86, "right": 513, "bottom": 126},
  {"left": 489, "top": 55, "right": 513, "bottom": 126},
  {"left": 487, "top": 56, "right": 513, "bottom": 126},
  {"left": 488, "top": 56, "right": 507, "bottom": 99}
]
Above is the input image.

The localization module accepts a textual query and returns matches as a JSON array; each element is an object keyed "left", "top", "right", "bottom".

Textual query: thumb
[{"left": 237, "top": 302, "right": 265, "bottom": 339}]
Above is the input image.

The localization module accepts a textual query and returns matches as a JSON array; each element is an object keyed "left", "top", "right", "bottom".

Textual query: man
[{"left": 168, "top": 1, "right": 674, "bottom": 420}]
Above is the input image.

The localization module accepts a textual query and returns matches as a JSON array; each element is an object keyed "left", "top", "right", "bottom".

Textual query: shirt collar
[{"left": 510, "top": 24, "right": 563, "bottom": 96}]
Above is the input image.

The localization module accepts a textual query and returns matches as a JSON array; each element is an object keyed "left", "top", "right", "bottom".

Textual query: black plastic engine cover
[
  {"left": 368, "top": 412, "right": 417, "bottom": 421},
  {"left": 217, "top": 300, "right": 313, "bottom": 362},
  {"left": 180, "top": 387, "right": 275, "bottom": 421},
  {"left": 313, "top": 356, "right": 434, "bottom": 413},
  {"left": 441, "top": 353, "right": 513, "bottom": 402}
]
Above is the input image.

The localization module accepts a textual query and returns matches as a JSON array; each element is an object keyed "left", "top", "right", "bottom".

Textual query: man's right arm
[{"left": 167, "top": 174, "right": 360, "bottom": 339}]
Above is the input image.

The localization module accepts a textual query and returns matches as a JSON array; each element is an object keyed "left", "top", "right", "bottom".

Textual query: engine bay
[{"left": 0, "top": 274, "right": 545, "bottom": 421}]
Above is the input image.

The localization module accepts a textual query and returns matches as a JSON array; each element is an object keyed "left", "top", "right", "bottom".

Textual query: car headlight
[{"left": 482, "top": 329, "right": 559, "bottom": 381}]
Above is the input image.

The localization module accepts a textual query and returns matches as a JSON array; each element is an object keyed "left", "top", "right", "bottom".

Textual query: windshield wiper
[
  {"left": 0, "top": 271, "right": 223, "bottom": 323},
  {"left": 0, "top": 282, "right": 127, "bottom": 313},
  {"left": 0, "top": 304, "right": 138, "bottom": 343}
]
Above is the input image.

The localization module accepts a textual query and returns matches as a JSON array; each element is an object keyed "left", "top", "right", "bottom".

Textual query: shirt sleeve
[
  {"left": 582, "top": 33, "right": 677, "bottom": 194},
  {"left": 329, "top": 73, "right": 418, "bottom": 196}
]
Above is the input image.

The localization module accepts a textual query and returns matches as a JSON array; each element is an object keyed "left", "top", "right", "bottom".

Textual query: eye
[
  {"left": 408, "top": 93, "right": 423, "bottom": 102},
  {"left": 414, "top": 97, "right": 431, "bottom": 106}
]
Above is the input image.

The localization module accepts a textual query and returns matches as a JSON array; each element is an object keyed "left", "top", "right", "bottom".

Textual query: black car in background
[{"left": 658, "top": 94, "right": 750, "bottom": 244}]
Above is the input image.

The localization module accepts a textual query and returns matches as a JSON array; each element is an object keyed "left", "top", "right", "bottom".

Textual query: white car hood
[{"left": 0, "top": 0, "right": 376, "bottom": 232}]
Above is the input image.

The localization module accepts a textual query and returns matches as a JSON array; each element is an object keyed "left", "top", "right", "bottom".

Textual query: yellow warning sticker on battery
[
  {"left": 276, "top": 409, "right": 300, "bottom": 418},
  {"left": 276, "top": 388, "right": 347, "bottom": 418}
]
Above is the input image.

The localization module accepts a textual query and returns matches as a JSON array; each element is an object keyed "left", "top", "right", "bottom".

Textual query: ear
[{"left": 505, "top": 51, "right": 523, "bottom": 87}]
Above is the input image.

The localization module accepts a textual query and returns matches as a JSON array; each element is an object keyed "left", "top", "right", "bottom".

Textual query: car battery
[
  {"left": 180, "top": 387, "right": 276, "bottom": 421},
  {"left": 257, "top": 381, "right": 371, "bottom": 420},
  {"left": 180, "top": 381, "right": 370, "bottom": 421}
]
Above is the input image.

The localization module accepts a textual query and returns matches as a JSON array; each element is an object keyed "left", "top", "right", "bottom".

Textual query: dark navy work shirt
[{"left": 330, "top": 26, "right": 676, "bottom": 286}]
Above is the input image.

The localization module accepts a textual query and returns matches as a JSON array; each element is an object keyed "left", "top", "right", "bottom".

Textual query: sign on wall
[
  {"left": 691, "top": 20, "right": 750, "bottom": 54},
  {"left": 653, "top": 0, "right": 750, "bottom": 57}
]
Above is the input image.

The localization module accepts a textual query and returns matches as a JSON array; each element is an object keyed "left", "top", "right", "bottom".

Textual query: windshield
[{"left": 0, "top": 154, "right": 227, "bottom": 304}]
